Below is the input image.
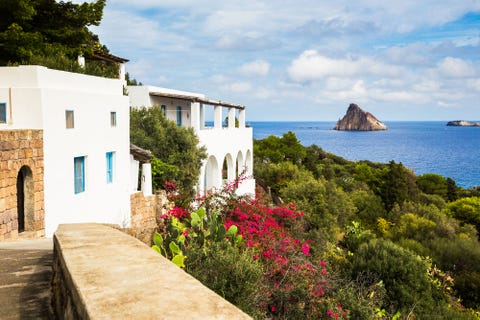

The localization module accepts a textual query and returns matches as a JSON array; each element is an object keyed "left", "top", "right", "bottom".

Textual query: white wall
[
  {"left": 197, "top": 127, "right": 255, "bottom": 196},
  {"left": 127, "top": 85, "right": 255, "bottom": 196},
  {"left": 1, "top": 66, "right": 132, "bottom": 237},
  {"left": 0, "top": 87, "right": 43, "bottom": 129}
]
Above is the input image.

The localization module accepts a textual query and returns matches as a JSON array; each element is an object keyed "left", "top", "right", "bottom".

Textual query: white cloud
[
  {"left": 89, "top": 0, "right": 480, "bottom": 120},
  {"left": 239, "top": 60, "right": 270, "bottom": 77},
  {"left": 221, "top": 81, "right": 252, "bottom": 94},
  {"left": 326, "top": 80, "right": 368, "bottom": 102},
  {"left": 382, "top": 43, "right": 430, "bottom": 66},
  {"left": 437, "top": 57, "right": 476, "bottom": 78},
  {"left": 287, "top": 50, "right": 402, "bottom": 82},
  {"left": 93, "top": 9, "right": 191, "bottom": 53}
]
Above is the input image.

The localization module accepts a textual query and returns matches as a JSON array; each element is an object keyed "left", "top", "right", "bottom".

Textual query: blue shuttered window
[
  {"left": 74, "top": 156, "right": 85, "bottom": 193},
  {"left": 0, "top": 103, "right": 6, "bottom": 123},
  {"left": 161, "top": 105, "right": 166, "bottom": 117},
  {"left": 176, "top": 106, "right": 182, "bottom": 126},
  {"left": 106, "top": 152, "right": 114, "bottom": 183}
]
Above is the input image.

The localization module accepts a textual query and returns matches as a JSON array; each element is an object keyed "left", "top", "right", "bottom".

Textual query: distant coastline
[{"left": 251, "top": 121, "right": 480, "bottom": 189}]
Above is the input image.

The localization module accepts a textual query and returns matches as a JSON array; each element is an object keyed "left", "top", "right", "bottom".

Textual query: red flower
[{"left": 301, "top": 243, "right": 311, "bottom": 256}]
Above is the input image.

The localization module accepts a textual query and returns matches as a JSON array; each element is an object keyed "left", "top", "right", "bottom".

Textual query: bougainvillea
[
  {"left": 157, "top": 176, "right": 347, "bottom": 318},
  {"left": 222, "top": 195, "right": 342, "bottom": 318}
]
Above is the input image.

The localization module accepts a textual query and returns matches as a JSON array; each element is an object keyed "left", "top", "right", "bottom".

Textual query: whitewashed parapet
[{"left": 52, "top": 223, "right": 252, "bottom": 320}]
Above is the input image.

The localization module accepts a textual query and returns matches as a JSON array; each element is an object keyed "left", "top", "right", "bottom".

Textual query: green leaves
[
  {"left": 171, "top": 254, "right": 185, "bottom": 268},
  {"left": 226, "top": 225, "right": 238, "bottom": 238},
  {"left": 190, "top": 211, "right": 202, "bottom": 228},
  {"left": 1, "top": 0, "right": 107, "bottom": 66},
  {"left": 151, "top": 232, "right": 186, "bottom": 268},
  {"left": 130, "top": 106, "right": 207, "bottom": 201}
]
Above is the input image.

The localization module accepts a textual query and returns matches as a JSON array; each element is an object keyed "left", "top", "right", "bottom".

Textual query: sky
[{"left": 88, "top": 1, "right": 479, "bottom": 121}]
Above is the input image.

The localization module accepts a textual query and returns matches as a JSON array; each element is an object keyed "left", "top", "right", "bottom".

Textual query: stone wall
[
  {"left": 129, "top": 191, "right": 170, "bottom": 244},
  {"left": 52, "top": 223, "right": 252, "bottom": 320},
  {"left": 0, "top": 130, "right": 44, "bottom": 240}
]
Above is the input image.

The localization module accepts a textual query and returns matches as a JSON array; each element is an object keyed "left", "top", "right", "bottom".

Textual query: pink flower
[
  {"left": 301, "top": 243, "right": 311, "bottom": 256},
  {"left": 320, "top": 260, "right": 327, "bottom": 267},
  {"left": 327, "top": 310, "right": 334, "bottom": 317}
]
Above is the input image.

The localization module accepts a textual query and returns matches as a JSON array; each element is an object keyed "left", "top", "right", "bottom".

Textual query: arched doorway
[
  {"left": 205, "top": 155, "right": 220, "bottom": 191},
  {"left": 236, "top": 151, "right": 244, "bottom": 177},
  {"left": 222, "top": 153, "right": 234, "bottom": 184},
  {"left": 245, "top": 150, "right": 253, "bottom": 176},
  {"left": 17, "top": 166, "right": 34, "bottom": 233}
]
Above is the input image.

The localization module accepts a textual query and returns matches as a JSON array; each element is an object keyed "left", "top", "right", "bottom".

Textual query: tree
[
  {"left": 446, "top": 177, "right": 458, "bottom": 201},
  {"left": 0, "top": 0, "right": 106, "bottom": 65},
  {"left": 130, "top": 106, "right": 207, "bottom": 199},
  {"left": 445, "top": 197, "right": 480, "bottom": 235},
  {"left": 380, "top": 161, "right": 419, "bottom": 212},
  {"left": 417, "top": 174, "right": 448, "bottom": 200},
  {"left": 352, "top": 239, "right": 444, "bottom": 317},
  {"left": 303, "top": 144, "right": 327, "bottom": 176},
  {"left": 254, "top": 132, "right": 306, "bottom": 165}
]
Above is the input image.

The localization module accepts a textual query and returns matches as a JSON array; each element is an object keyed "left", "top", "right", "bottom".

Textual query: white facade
[
  {"left": 0, "top": 66, "right": 131, "bottom": 237},
  {"left": 127, "top": 85, "right": 255, "bottom": 196}
]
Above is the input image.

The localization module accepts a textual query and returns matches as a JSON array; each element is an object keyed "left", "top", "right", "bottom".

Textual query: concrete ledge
[{"left": 52, "top": 223, "right": 251, "bottom": 319}]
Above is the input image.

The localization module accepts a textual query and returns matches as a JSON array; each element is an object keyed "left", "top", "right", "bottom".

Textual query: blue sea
[{"left": 250, "top": 121, "right": 480, "bottom": 189}]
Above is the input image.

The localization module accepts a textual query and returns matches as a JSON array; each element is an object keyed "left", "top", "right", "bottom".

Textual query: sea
[{"left": 250, "top": 121, "right": 480, "bottom": 189}]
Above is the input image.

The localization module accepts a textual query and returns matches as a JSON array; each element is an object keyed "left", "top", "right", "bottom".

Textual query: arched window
[{"left": 16, "top": 166, "right": 34, "bottom": 233}]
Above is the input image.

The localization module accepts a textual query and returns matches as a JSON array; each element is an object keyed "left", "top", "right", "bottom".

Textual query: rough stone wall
[
  {"left": 0, "top": 130, "right": 44, "bottom": 241},
  {"left": 129, "top": 191, "right": 170, "bottom": 244},
  {"left": 51, "top": 240, "right": 84, "bottom": 320}
]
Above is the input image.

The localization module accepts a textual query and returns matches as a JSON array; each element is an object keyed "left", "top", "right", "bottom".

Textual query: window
[
  {"left": 74, "top": 156, "right": 85, "bottom": 193},
  {"left": 0, "top": 103, "right": 6, "bottom": 124},
  {"left": 106, "top": 152, "right": 114, "bottom": 183},
  {"left": 176, "top": 106, "right": 182, "bottom": 126},
  {"left": 110, "top": 112, "right": 117, "bottom": 127},
  {"left": 66, "top": 110, "right": 74, "bottom": 129},
  {"left": 161, "top": 105, "right": 166, "bottom": 117}
]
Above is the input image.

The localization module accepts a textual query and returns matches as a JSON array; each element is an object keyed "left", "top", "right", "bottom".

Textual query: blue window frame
[
  {"left": 161, "top": 105, "right": 166, "bottom": 117},
  {"left": 74, "top": 156, "right": 85, "bottom": 193},
  {"left": 106, "top": 152, "right": 114, "bottom": 183},
  {"left": 0, "top": 103, "right": 6, "bottom": 123},
  {"left": 176, "top": 106, "right": 182, "bottom": 126}
]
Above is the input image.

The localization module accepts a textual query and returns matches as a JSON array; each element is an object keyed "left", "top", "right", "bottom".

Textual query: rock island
[
  {"left": 334, "top": 103, "right": 387, "bottom": 131},
  {"left": 447, "top": 120, "right": 480, "bottom": 127}
]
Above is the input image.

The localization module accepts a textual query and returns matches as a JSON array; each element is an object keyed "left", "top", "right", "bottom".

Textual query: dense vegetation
[
  {"left": 0, "top": 0, "right": 119, "bottom": 77},
  {"left": 130, "top": 106, "right": 207, "bottom": 202},
  {"left": 253, "top": 132, "right": 480, "bottom": 318},
  {"left": 155, "top": 130, "right": 480, "bottom": 319}
]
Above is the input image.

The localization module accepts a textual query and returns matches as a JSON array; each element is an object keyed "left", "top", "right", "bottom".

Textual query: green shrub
[
  {"left": 185, "top": 243, "right": 267, "bottom": 319},
  {"left": 445, "top": 197, "right": 480, "bottom": 235},
  {"left": 352, "top": 239, "right": 443, "bottom": 317}
]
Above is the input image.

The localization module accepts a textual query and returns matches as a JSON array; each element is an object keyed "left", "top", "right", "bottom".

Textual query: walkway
[{"left": 0, "top": 238, "right": 53, "bottom": 319}]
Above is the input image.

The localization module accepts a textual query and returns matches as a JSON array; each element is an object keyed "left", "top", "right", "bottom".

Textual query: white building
[
  {"left": 0, "top": 65, "right": 131, "bottom": 238},
  {"left": 127, "top": 85, "right": 255, "bottom": 196}
]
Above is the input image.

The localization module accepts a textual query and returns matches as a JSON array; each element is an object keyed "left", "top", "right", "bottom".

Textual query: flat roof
[{"left": 149, "top": 91, "right": 245, "bottom": 110}]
